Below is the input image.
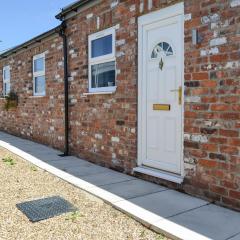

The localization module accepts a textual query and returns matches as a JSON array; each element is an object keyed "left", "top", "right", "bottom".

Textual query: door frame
[{"left": 137, "top": 2, "right": 185, "bottom": 179}]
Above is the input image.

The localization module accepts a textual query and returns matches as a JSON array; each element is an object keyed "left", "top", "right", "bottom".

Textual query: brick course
[{"left": 0, "top": 0, "right": 239, "bottom": 210}]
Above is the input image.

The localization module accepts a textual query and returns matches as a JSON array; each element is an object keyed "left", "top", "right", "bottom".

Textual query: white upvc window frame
[
  {"left": 88, "top": 26, "right": 116, "bottom": 93},
  {"left": 2, "top": 65, "right": 10, "bottom": 96},
  {"left": 33, "top": 53, "right": 46, "bottom": 96}
]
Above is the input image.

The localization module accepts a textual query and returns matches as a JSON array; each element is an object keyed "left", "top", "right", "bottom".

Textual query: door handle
[{"left": 170, "top": 86, "right": 182, "bottom": 105}]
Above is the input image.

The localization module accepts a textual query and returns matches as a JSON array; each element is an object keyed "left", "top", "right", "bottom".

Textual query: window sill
[
  {"left": 82, "top": 91, "right": 116, "bottom": 96},
  {"left": 29, "top": 95, "right": 46, "bottom": 98}
]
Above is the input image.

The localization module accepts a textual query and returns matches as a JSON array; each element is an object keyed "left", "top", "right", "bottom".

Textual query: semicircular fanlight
[{"left": 151, "top": 42, "right": 173, "bottom": 59}]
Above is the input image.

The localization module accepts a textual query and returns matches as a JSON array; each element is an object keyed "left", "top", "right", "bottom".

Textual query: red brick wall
[
  {"left": 65, "top": 0, "right": 240, "bottom": 210},
  {"left": 184, "top": 0, "right": 240, "bottom": 210},
  {"left": 0, "top": 35, "right": 65, "bottom": 149},
  {"left": 0, "top": 0, "right": 239, "bottom": 210}
]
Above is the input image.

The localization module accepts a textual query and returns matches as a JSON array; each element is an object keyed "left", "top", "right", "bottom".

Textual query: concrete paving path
[{"left": 0, "top": 131, "right": 239, "bottom": 240}]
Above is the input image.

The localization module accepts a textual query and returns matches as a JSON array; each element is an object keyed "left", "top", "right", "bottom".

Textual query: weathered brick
[
  {"left": 220, "top": 145, "right": 238, "bottom": 155},
  {"left": 219, "top": 129, "right": 238, "bottom": 137},
  {"left": 221, "top": 180, "right": 238, "bottom": 189},
  {"left": 210, "top": 185, "right": 228, "bottom": 196},
  {"left": 229, "top": 190, "right": 240, "bottom": 200},
  {"left": 201, "top": 143, "right": 218, "bottom": 152},
  {"left": 192, "top": 72, "right": 209, "bottom": 80},
  {"left": 210, "top": 37, "right": 227, "bottom": 46},
  {"left": 199, "top": 159, "right": 217, "bottom": 168},
  {"left": 209, "top": 153, "right": 226, "bottom": 161},
  {"left": 211, "top": 104, "right": 230, "bottom": 111},
  {"left": 229, "top": 138, "right": 240, "bottom": 146}
]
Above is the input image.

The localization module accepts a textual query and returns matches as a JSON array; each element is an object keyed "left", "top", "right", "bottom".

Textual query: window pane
[
  {"left": 6, "top": 83, "right": 10, "bottom": 94},
  {"left": 91, "top": 35, "right": 112, "bottom": 58},
  {"left": 151, "top": 42, "right": 173, "bottom": 58},
  {"left": 91, "top": 61, "right": 115, "bottom": 89},
  {"left": 4, "top": 68, "right": 10, "bottom": 80},
  {"left": 4, "top": 83, "right": 10, "bottom": 95},
  {"left": 34, "top": 57, "right": 44, "bottom": 72},
  {"left": 35, "top": 76, "right": 45, "bottom": 94}
]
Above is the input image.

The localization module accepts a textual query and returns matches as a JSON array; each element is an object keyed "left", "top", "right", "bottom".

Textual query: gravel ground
[{"left": 0, "top": 147, "right": 170, "bottom": 240}]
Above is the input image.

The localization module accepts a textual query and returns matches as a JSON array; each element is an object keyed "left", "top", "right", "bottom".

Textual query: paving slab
[
  {"left": 167, "top": 204, "right": 240, "bottom": 240},
  {"left": 4, "top": 141, "right": 34, "bottom": 149},
  {"left": 63, "top": 164, "right": 109, "bottom": 177},
  {"left": 13, "top": 149, "right": 62, "bottom": 162},
  {"left": 44, "top": 157, "right": 108, "bottom": 177},
  {"left": 130, "top": 190, "right": 208, "bottom": 218},
  {"left": 30, "top": 154, "right": 62, "bottom": 162},
  {"left": 80, "top": 170, "right": 135, "bottom": 186},
  {"left": 102, "top": 179, "right": 167, "bottom": 199},
  {"left": 114, "top": 200, "right": 164, "bottom": 227},
  {"left": 151, "top": 218, "right": 211, "bottom": 240},
  {"left": 0, "top": 137, "right": 62, "bottom": 156},
  {"left": 47, "top": 157, "right": 94, "bottom": 168}
]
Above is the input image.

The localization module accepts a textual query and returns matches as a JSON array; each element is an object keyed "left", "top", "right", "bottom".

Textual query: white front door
[{"left": 138, "top": 3, "right": 184, "bottom": 175}]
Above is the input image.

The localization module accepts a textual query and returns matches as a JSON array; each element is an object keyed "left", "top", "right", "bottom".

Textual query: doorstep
[
  {"left": 0, "top": 131, "right": 240, "bottom": 240},
  {"left": 133, "top": 166, "right": 184, "bottom": 184}
]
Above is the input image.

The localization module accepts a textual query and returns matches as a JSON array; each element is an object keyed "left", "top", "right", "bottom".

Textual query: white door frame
[{"left": 137, "top": 2, "right": 185, "bottom": 179}]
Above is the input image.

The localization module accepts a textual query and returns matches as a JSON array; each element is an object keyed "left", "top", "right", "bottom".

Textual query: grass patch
[
  {"left": 2, "top": 155, "right": 16, "bottom": 166},
  {"left": 65, "top": 211, "right": 83, "bottom": 222}
]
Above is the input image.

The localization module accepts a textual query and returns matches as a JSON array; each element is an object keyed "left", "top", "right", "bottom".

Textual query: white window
[
  {"left": 88, "top": 27, "right": 116, "bottom": 93},
  {"left": 33, "top": 53, "right": 46, "bottom": 96},
  {"left": 2, "top": 66, "right": 10, "bottom": 96}
]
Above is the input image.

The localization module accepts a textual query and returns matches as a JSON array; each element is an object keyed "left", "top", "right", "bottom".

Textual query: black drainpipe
[{"left": 59, "top": 21, "right": 69, "bottom": 156}]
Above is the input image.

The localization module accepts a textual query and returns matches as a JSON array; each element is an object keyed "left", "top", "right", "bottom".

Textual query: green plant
[
  {"left": 2, "top": 155, "right": 16, "bottom": 166},
  {"left": 30, "top": 166, "right": 38, "bottom": 171},
  {"left": 65, "top": 211, "right": 83, "bottom": 222},
  {"left": 156, "top": 235, "right": 166, "bottom": 240},
  {"left": 4, "top": 91, "right": 18, "bottom": 111},
  {"left": 140, "top": 230, "right": 145, "bottom": 238}
]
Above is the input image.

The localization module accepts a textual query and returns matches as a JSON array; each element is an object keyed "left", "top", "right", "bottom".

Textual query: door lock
[{"left": 170, "top": 86, "right": 182, "bottom": 105}]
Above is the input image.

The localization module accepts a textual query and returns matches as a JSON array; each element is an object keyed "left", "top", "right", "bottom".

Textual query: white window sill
[
  {"left": 29, "top": 95, "right": 46, "bottom": 98},
  {"left": 82, "top": 91, "right": 116, "bottom": 96},
  {"left": 133, "top": 166, "right": 184, "bottom": 184}
]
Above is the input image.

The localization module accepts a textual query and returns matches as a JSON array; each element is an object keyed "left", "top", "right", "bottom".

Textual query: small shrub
[
  {"left": 2, "top": 155, "right": 16, "bottom": 166},
  {"left": 4, "top": 91, "right": 18, "bottom": 111}
]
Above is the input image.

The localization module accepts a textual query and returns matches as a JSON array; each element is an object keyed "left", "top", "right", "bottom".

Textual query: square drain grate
[{"left": 16, "top": 196, "right": 78, "bottom": 222}]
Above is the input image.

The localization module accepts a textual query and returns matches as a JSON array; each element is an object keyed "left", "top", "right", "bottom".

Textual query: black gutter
[
  {"left": 55, "top": 0, "right": 91, "bottom": 20},
  {"left": 59, "top": 22, "right": 69, "bottom": 156},
  {"left": 0, "top": 26, "right": 61, "bottom": 59}
]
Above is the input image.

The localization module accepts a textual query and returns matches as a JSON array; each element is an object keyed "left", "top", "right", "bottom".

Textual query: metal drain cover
[{"left": 16, "top": 196, "right": 78, "bottom": 222}]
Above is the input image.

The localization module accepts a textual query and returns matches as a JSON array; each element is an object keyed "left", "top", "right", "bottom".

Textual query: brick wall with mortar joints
[{"left": 0, "top": 35, "right": 65, "bottom": 149}]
